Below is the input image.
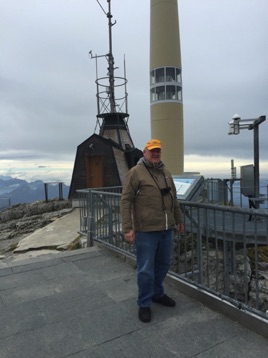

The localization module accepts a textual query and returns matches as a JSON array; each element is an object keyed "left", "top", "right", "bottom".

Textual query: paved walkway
[
  {"left": 0, "top": 245, "right": 267, "bottom": 357},
  {"left": 0, "top": 209, "right": 267, "bottom": 357}
]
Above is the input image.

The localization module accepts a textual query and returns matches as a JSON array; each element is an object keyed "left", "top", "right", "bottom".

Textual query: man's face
[{"left": 143, "top": 148, "right": 161, "bottom": 165}]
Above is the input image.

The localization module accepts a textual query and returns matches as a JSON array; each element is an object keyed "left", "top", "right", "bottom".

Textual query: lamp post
[{"left": 228, "top": 115, "right": 266, "bottom": 202}]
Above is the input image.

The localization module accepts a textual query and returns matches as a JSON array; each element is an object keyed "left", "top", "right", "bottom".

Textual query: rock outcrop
[{"left": 0, "top": 200, "right": 72, "bottom": 256}]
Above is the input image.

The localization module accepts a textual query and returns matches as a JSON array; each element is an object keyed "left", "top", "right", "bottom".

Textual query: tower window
[
  {"left": 150, "top": 88, "right": 156, "bottom": 102},
  {"left": 150, "top": 66, "right": 182, "bottom": 103},
  {"left": 177, "top": 87, "right": 182, "bottom": 101},
  {"left": 150, "top": 70, "right": 155, "bottom": 85},
  {"left": 176, "top": 68, "right": 182, "bottom": 83},
  {"left": 155, "top": 68, "right": 165, "bottom": 83},
  {"left": 166, "top": 67, "right": 175, "bottom": 82},
  {"left": 166, "top": 85, "right": 176, "bottom": 100},
  {"left": 156, "top": 86, "right": 165, "bottom": 101}
]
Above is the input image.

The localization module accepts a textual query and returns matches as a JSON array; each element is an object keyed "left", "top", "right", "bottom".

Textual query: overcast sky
[{"left": 1, "top": 0, "right": 268, "bottom": 185}]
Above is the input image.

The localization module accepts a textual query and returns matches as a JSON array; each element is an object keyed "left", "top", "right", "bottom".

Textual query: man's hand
[
  {"left": 124, "top": 229, "right": 135, "bottom": 244},
  {"left": 176, "top": 223, "right": 184, "bottom": 233}
]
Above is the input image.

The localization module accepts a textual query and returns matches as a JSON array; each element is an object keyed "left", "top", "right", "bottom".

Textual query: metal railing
[{"left": 77, "top": 187, "right": 268, "bottom": 321}]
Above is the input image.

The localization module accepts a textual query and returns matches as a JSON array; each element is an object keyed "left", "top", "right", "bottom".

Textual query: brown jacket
[{"left": 120, "top": 159, "right": 183, "bottom": 233}]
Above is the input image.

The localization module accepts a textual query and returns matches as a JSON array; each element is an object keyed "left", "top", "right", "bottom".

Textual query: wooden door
[{"left": 85, "top": 155, "right": 104, "bottom": 188}]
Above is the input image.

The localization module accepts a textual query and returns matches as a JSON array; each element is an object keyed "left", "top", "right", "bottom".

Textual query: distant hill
[{"left": 0, "top": 176, "right": 69, "bottom": 210}]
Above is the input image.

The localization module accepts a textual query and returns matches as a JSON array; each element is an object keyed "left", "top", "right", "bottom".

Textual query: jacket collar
[{"left": 138, "top": 157, "right": 164, "bottom": 170}]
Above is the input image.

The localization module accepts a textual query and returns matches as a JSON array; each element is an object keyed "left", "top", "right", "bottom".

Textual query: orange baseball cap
[{"left": 144, "top": 139, "right": 162, "bottom": 150}]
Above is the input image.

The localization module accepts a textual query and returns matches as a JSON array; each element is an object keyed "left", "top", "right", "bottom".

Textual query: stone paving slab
[{"left": 0, "top": 247, "right": 267, "bottom": 358}]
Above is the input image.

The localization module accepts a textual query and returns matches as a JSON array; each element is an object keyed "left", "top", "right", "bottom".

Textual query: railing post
[
  {"left": 44, "top": 183, "right": 48, "bottom": 202},
  {"left": 87, "top": 214, "right": 94, "bottom": 247},
  {"left": 59, "top": 182, "right": 63, "bottom": 200},
  {"left": 86, "top": 190, "right": 94, "bottom": 247}
]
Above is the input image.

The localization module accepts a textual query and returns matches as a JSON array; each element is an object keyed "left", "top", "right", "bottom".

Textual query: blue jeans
[{"left": 135, "top": 229, "right": 173, "bottom": 307}]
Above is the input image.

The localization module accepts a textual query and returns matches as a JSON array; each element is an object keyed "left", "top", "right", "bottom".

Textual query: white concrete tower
[{"left": 150, "top": 0, "right": 183, "bottom": 174}]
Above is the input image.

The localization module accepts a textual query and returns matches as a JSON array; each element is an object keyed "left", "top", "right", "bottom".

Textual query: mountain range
[{"left": 0, "top": 175, "right": 70, "bottom": 210}]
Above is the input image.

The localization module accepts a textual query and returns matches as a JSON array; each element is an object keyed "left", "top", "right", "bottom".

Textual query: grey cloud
[{"left": 0, "top": 0, "right": 267, "bottom": 177}]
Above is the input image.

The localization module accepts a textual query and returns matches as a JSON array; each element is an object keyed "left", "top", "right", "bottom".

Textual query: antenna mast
[
  {"left": 90, "top": 0, "right": 127, "bottom": 117},
  {"left": 89, "top": 0, "right": 134, "bottom": 148},
  {"left": 107, "top": 0, "right": 116, "bottom": 113}
]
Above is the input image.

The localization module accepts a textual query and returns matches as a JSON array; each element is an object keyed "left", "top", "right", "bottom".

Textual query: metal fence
[{"left": 77, "top": 187, "right": 268, "bottom": 321}]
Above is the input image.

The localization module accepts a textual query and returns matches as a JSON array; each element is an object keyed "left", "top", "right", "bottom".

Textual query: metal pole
[
  {"left": 230, "top": 159, "right": 236, "bottom": 206},
  {"left": 44, "top": 183, "right": 48, "bottom": 202},
  {"left": 253, "top": 124, "right": 260, "bottom": 206},
  {"left": 107, "top": 0, "right": 116, "bottom": 113},
  {"left": 59, "top": 182, "right": 63, "bottom": 200},
  {"left": 86, "top": 190, "right": 94, "bottom": 247},
  {"left": 87, "top": 215, "right": 94, "bottom": 247}
]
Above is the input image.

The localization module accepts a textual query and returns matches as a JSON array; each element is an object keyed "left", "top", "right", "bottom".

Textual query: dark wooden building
[{"left": 68, "top": 134, "right": 142, "bottom": 199}]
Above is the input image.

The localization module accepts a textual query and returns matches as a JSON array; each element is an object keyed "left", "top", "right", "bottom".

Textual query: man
[{"left": 120, "top": 139, "right": 184, "bottom": 323}]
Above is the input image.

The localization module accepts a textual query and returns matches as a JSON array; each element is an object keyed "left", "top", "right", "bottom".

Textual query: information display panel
[{"left": 172, "top": 175, "right": 204, "bottom": 201}]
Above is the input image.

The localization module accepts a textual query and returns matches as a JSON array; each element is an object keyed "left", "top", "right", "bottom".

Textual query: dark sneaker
[
  {"left": 152, "top": 294, "right": 176, "bottom": 307},
  {"left": 138, "top": 307, "right": 151, "bottom": 322}
]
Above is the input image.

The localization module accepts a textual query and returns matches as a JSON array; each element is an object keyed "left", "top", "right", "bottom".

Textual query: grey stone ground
[{"left": 0, "top": 210, "right": 267, "bottom": 357}]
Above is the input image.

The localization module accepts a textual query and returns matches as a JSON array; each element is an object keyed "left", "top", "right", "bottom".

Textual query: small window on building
[
  {"left": 156, "top": 86, "right": 165, "bottom": 101},
  {"left": 177, "top": 86, "right": 182, "bottom": 101},
  {"left": 176, "top": 68, "right": 182, "bottom": 83},
  {"left": 156, "top": 68, "right": 165, "bottom": 83},
  {"left": 150, "top": 88, "right": 156, "bottom": 102},
  {"left": 166, "top": 67, "right": 175, "bottom": 82},
  {"left": 166, "top": 85, "right": 176, "bottom": 100},
  {"left": 150, "top": 70, "right": 155, "bottom": 85}
]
